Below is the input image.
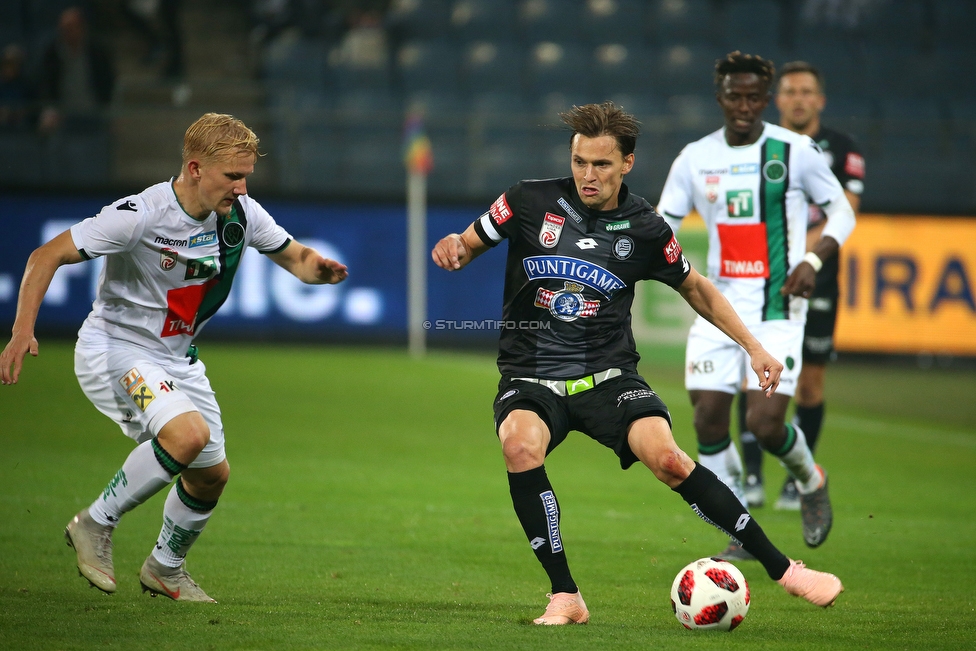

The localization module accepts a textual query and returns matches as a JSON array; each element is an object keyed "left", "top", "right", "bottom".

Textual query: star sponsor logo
[
  {"left": 523, "top": 255, "right": 626, "bottom": 299},
  {"left": 539, "top": 213, "right": 565, "bottom": 249},
  {"left": 189, "top": 231, "right": 217, "bottom": 248},
  {"left": 730, "top": 163, "right": 759, "bottom": 175}
]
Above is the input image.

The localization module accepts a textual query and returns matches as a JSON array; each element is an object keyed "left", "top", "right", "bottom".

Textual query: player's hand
[
  {"left": 750, "top": 348, "right": 783, "bottom": 397},
  {"left": 431, "top": 233, "right": 467, "bottom": 271},
  {"left": 781, "top": 262, "right": 816, "bottom": 298},
  {"left": 0, "top": 332, "right": 39, "bottom": 385},
  {"left": 315, "top": 257, "right": 348, "bottom": 284}
]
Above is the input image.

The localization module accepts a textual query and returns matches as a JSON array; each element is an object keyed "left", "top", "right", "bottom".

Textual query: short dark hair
[
  {"left": 559, "top": 101, "right": 641, "bottom": 157},
  {"left": 778, "top": 60, "right": 825, "bottom": 93},
  {"left": 714, "top": 51, "right": 776, "bottom": 92}
]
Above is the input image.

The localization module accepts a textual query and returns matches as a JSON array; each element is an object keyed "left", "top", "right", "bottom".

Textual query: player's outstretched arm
[
  {"left": 1, "top": 230, "right": 85, "bottom": 385},
  {"left": 677, "top": 268, "right": 783, "bottom": 396},
  {"left": 268, "top": 240, "right": 348, "bottom": 285},
  {"left": 431, "top": 223, "right": 488, "bottom": 271}
]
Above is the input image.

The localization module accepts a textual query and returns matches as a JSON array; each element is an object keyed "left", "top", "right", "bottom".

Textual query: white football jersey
[
  {"left": 657, "top": 123, "right": 845, "bottom": 324},
  {"left": 71, "top": 181, "right": 291, "bottom": 358}
]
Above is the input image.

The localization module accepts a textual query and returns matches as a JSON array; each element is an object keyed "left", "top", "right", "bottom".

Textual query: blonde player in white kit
[
  {"left": 0, "top": 113, "right": 348, "bottom": 601},
  {"left": 657, "top": 53, "right": 855, "bottom": 558}
]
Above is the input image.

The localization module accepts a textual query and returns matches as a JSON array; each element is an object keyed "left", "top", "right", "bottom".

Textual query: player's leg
[
  {"left": 140, "top": 360, "right": 227, "bottom": 602},
  {"left": 684, "top": 321, "right": 748, "bottom": 508},
  {"left": 68, "top": 346, "right": 200, "bottom": 593},
  {"left": 738, "top": 389, "right": 765, "bottom": 507},
  {"left": 626, "top": 418, "right": 843, "bottom": 607},
  {"left": 494, "top": 381, "right": 586, "bottom": 625},
  {"left": 746, "top": 322, "right": 832, "bottom": 547}
]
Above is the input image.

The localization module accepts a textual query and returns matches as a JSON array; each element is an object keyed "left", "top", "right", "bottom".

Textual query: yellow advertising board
[{"left": 836, "top": 215, "right": 976, "bottom": 355}]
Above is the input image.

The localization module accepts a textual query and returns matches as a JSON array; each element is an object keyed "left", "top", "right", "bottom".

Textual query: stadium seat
[
  {"left": 580, "top": 0, "right": 646, "bottom": 46},
  {"left": 525, "top": 41, "right": 593, "bottom": 100},
  {"left": 878, "top": 97, "right": 945, "bottom": 157},
  {"left": 403, "top": 89, "right": 466, "bottom": 122},
  {"left": 0, "top": 131, "right": 43, "bottom": 186},
  {"left": 656, "top": 42, "right": 724, "bottom": 97},
  {"left": 469, "top": 125, "right": 541, "bottom": 195},
  {"left": 395, "top": 40, "right": 461, "bottom": 92},
  {"left": 860, "top": 0, "right": 930, "bottom": 48},
  {"left": 449, "top": 0, "right": 519, "bottom": 42},
  {"left": 461, "top": 41, "right": 526, "bottom": 97},
  {"left": 262, "top": 36, "right": 329, "bottom": 88},
  {"left": 275, "top": 124, "right": 342, "bottom": 194},
  {"left": 425, "top": 124, "right": 470, "bottom": 197},
  {"left": 339, "top": 127, "right": 406, "bottom": 196},
  {"left": 386, "top": 0, "right": 452, "bottom": 41},
  {"left": 648, "top": 0, "right": 721, "bottom": 46},
  {"left": 723, "top": 0, "right": 783, "bottom": 55},
  {"left": 517, "top": 0, "right": 583, "bottom": 43},
  {"left": 591, "top": 43, "right": 657, "bottom": 101},
  {"left": 468, "top": 91, "right": 530, "bottom": 121}
]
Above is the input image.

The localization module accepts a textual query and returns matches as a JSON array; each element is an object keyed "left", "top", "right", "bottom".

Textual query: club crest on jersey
[
  {"left": 613, "top": 235, "right": 634, "bottom": 260},
  {"left": 762, "top": 159, "right": 787, "bottom": 183},
  {"left": 705, "top": 175, "right": 720, "bottom": 203},
  {"left": 539, "top": 213, "right": 565, "bottom": 249},
  {"left": 534, "top": 282, "right": 601, "bottom": 322},
  {"left": 222, "top": 221, "right": 245, "bottom": 248},
  {"left": 160, "top": 247, "right": 178, "bottom": 271}
]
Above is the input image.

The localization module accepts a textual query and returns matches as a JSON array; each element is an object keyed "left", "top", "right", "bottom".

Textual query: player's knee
[{"left": 500, "top": 432, "right": 544, "bottom": 468}]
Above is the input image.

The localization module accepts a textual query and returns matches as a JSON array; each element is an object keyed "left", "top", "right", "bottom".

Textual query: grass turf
[{"left": 1, "top": 342, "right": 974, "bottom": 650}]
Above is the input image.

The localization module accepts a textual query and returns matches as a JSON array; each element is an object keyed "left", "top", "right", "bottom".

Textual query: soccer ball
[{"left": 670, "top": 557, "right": 750, "bottom": 631}]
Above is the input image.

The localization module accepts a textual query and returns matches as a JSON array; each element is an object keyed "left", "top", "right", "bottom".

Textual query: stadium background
[
  {"left": 1, "top": 0, "right": 974, "bottom": 359},
  {"left": 2, "top": 4, "right": 975, "bottom": 648}
]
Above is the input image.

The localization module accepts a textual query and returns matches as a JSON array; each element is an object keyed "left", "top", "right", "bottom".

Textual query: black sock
[
  {"left": 508, "top": 466, "right": 577, "bottom": 594},
  {"left": 738, "top": 392, "right": 763, "bottom": 479},
  {"left": 794, "top": 403, "right": 825, "bottom": 453},
  {"left": 674, "top": 463, "right": 790, "bottom": 580}
]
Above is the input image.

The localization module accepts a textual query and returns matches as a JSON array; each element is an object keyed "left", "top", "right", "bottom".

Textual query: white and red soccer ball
[{"left": 670, "top": 557, "right": 750, "bottom": 631}]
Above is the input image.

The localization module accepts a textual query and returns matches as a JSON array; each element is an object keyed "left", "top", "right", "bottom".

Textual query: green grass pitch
[{"left": 1, "top": 341, "right": 974, "bottom": 650}]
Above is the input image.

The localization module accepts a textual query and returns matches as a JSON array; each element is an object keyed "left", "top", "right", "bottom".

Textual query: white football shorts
[
  {"left": 684, "top": 317, "right": 804, "bottom": 397},
  {"left": 74, "top": 341, "right": 226, "bottom": 468}
]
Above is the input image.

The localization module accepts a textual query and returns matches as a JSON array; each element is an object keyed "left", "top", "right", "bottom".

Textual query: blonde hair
[{"left": 182, "top": 113, "right": 260, "bottom": 164}]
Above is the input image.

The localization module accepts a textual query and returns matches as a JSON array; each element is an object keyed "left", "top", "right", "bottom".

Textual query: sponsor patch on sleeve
[
  {"left": 663, "top": 234, "right": 682, "bottom": 264},
  {"left": 489, "top": 193, "right": 513, "bottom": 225},
  {"left": 844, "top": 152, "right": 865, "bottom": 178}
]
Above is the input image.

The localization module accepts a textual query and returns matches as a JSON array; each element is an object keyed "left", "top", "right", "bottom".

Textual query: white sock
[
  {"left": 89, "top": 439, "right": 181, "bottom": 527},
  {"left": 151, "top": 480, "right": 216, "bottom": 568},
  {"left": 773, "top": 423, "right": 821, "bottom": 494},
  {"left": 698, "top": 441, "right": 748, "bottom": 509}
]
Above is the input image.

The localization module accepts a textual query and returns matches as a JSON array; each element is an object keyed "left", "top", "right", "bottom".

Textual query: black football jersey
[
  {"left": 473, "top": 177, "right": 691, "bottom": 379},
  {"left": 809, "top": 125, "right": 865, "bottom": 230}
]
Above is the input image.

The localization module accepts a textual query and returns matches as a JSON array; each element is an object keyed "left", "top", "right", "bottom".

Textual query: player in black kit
[
  {"left": 431, "top": 102, "right": 843, "bottom": 625},
  {"left": 738, "top": 62, "right": 864, "bottom": 511}
]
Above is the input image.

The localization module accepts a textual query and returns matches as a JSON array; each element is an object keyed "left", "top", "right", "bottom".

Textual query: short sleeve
[
  {"left": 833, "top": 138, "right": 865, "bottom": 196},
  {"left": 243, "top": 196, "right": 292, "bottom": 254},
  {"left": 797, "top": 137, "right": 845, "bottom": 206},
  {"left": 69, "top": 196, "right": 148, "bottom": 259},
  {"left": 644, "top": 216, "right": 692, "bottom": 289},
  {"left": 656, "top": 147, "right": 695, "bottom": 223}
]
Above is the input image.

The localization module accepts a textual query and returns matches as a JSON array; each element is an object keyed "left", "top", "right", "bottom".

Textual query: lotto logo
[{"left": 726, "top": 190, "right": 754, "bottom": 217}]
